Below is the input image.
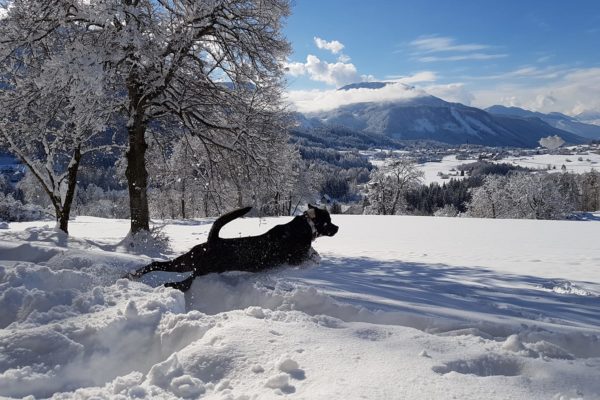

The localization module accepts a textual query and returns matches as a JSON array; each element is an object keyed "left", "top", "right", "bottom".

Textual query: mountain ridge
[
  {"left": 299, "top": 84, "right": 587, "bottom": 148},
  {"left": 486, "top": 105, "right": 600, "bottom": 140}
]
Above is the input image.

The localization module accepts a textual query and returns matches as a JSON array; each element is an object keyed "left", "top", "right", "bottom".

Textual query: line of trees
[
  {"left": 404, "top": 161, "right": 531, "bottom": 215},
  {"left": 0, "top": 0, "right": 292, "bottom": 236},
  {"left": 467, "top": 171, "right": 600, "bottom": 219},
  {"left": 364, "top": 157, "right": 600, "bottom": 220}
]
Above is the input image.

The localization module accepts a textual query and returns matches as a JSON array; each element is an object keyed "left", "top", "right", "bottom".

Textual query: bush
[
  {"left": 0, "top": 193, "right": 47, "bottom": 222},
  {"left": 434, "top": 204, "right": 459, "bottom": 217}
]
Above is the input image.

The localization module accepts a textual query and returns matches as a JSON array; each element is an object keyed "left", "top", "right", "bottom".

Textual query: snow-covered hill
[{"left": 1, "top": 215, "right": 599, "bottom": 399}]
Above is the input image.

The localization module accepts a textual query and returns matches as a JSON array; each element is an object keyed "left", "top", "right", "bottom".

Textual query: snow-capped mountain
[
  {"left": 486, "top": 105, "right": 600, "bottom": 140},
  {"left": 575, "top": 110, "right": 600, "bottom": 127},
  {"left": 302, "top": 83, "right": 587, "bottom": 148}
]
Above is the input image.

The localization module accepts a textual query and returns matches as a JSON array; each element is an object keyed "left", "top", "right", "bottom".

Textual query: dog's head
[{"left": 305, "top": 204, "right": 339, "bottom": 238}]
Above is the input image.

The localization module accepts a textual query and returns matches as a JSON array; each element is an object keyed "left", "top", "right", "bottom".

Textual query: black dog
[{"left": 125, "top": 205, "right": 338, "bottom": 291}]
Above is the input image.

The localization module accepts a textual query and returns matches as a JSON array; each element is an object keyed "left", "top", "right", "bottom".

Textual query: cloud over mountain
[
  {"left": 285, "top": 81, "right": 427, "bottom": 113},
  {"left": 285, "top": 55, "right": 360, "bottom": 87}
]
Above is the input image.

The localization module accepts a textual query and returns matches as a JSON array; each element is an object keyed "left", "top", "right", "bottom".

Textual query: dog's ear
[
  {"left": 306, "top": 208, "right": 316, "bottom": 219},
  {"left": 308, "top": 203, "right": 316, "bottom": 209}
]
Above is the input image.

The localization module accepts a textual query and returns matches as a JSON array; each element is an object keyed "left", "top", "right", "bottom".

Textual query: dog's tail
[{"left": 207, "top": 206, "right": 252, "bottom": 243}]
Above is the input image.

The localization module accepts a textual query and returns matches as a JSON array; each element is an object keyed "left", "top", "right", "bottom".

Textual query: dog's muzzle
[{"left": 324, "top": 224, "right": 339, "bottom": 237}]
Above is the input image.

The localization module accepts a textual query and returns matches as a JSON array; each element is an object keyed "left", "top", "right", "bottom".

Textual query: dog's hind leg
[
  {"left": 123, "top": 260, "right": 172, "bottom": 279},
  {"left": 164, "top": 275, "right": 195, "bottom": 292},
  {"left": 124, "top": 258, "right": 195, "bottom": 280},
  {"left": 123, "top": 249, "right": 199, "bottom": 280}
]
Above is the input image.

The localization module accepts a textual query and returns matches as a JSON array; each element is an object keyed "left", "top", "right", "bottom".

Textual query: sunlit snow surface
[
  {"left": 416, "top": 151, "right": 600, "bottom": 185},
  {"left": 1, "top": 215, "right": 599, "bottom": 399}
]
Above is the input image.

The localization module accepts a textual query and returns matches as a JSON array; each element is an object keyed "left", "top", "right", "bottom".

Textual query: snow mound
[
  {"left": 1, "top": 215, "right": 600, "bottom": 399},
  {"left": 117, "top": 227, "right": 171, "bottom": 257},
  {"left": 538, "top": 280, "right": 596, "bottom": 296}
]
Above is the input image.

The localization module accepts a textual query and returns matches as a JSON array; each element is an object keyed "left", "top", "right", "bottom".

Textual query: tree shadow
[
  {"left": 567, "top": 212, "right": 600, "bottom": 221},
  {"left": 277, "top": 256, "right": 600, "bottom": 333},
  {"left": 157, "top": 218, "right": 216, "bottom": 226}
]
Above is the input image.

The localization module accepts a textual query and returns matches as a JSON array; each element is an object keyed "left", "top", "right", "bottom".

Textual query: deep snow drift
[{"left": 0, "top": 215, "right": 599, "bottom": 399}]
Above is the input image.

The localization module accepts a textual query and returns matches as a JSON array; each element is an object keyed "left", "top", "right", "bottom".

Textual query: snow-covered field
[
  {"left": 417, "top": 150, "right": 600, "bottom": 185},
  {"left": 419, "top": 155, "right": 467, "bottom": 185},
  {"left": 1, "top": 215, "right": 599, "bottom": 399}
]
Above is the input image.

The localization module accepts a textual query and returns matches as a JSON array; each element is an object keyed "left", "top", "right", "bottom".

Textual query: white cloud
[
  {"left": 470, "top": 67, "right": 600, "bottom": 115},
  {"left": 410, "top": 36, "right": 490, "bottom": 53},
  {"left": 314, "top": 37, "right": 345, "bottom": 54},
  {"left": 385, "top": 71, "right": 437, "bottom": 84},
  {"left": 461, "top": 65, "right": 568, "bottom": 81},
  {"left": 285, "top": 54, "right": 359, "bottom": 87},
  {"left": 285, "top": 61, "right": 308, "bottom": 77},
  {"left": 424, "top": 83, "right": 475, "bottom": 106},
  {"left": 418, "top": 53, "right": 508, "bottom": 62},
  {"left": 285, "top": 82, "right": 427, "bottom": 113},
  {"left": 409, "top": 35, "right": 506, "bottom": 63},
  {"left": 286, "top": 63, "right": 600, "bottom": 116}
]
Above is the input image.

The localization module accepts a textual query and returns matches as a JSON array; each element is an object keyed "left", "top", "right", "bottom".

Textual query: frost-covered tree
[
  {"left": 468, "top": 172, "right": 575, "bottom": 220},
  {"left": 2, "top": 0, "right": 291, "bottom": 234},
  {"left": 67, "top": 0, "right": 291, "bottom": 233},
  {"left": 507, "top": 173, "right": 574, "bottom": 220},
  {"left": 366, "top": 157, "right": 424, "bottom": 215},
  {"left": 148, "top": 127, "right": 310, "bottom": 219},
  {"left": 434, "top": 204, "right": 459, "bottom": 217},
  {"left": 467, "top": 175, "right": 510, "bottom": 218},
  {"left": 579, "top": 170, "right": 600, "bottom": 211},
  {"left": 539, "top": 135, "right": 565, "bottom": 150},
  {"left": 0, "top": 2, "right": 112, "bottom": 233}
]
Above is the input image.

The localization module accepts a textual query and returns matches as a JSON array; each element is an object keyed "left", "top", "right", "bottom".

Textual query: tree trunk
[
  {"left": 125, "top": 114, "right": 150, "bottom": 233},
  {"left": 180, "top": 179, "right": 186, "bottom": 219},
  {"left": 57, "top": 146, "right": 82, "bottom": 234}
]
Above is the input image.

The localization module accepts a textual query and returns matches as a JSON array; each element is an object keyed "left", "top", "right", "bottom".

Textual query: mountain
[
  {"left": 575, "top": 110, "right": 600, "bottom": 127},
  {"left": 291, "top": 117, "right": 404, "bottom": 151},
  {"left": 486, "top": 105, "right": 600, "bottom": 140},
  {"left": 303, "top": 84, "right": 586, "bottom": 148}
]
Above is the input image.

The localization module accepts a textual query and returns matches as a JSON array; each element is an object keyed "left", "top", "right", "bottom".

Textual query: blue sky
[{"left": 283, "top": 0, "right": 600, "bottom": 115}]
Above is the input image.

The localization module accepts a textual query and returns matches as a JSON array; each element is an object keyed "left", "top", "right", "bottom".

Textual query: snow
[
  {"left": 416, "top": 150, "right": 600, "bottom": 185},
  {"left": 418, "top": 155, "right": 468, "bottom": 184},
  {"left": 1, "top": 215, "right": 599, "bottom": 399},
  {"left": 501, "top": 153, "right": 600, "bottom": 173}
]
